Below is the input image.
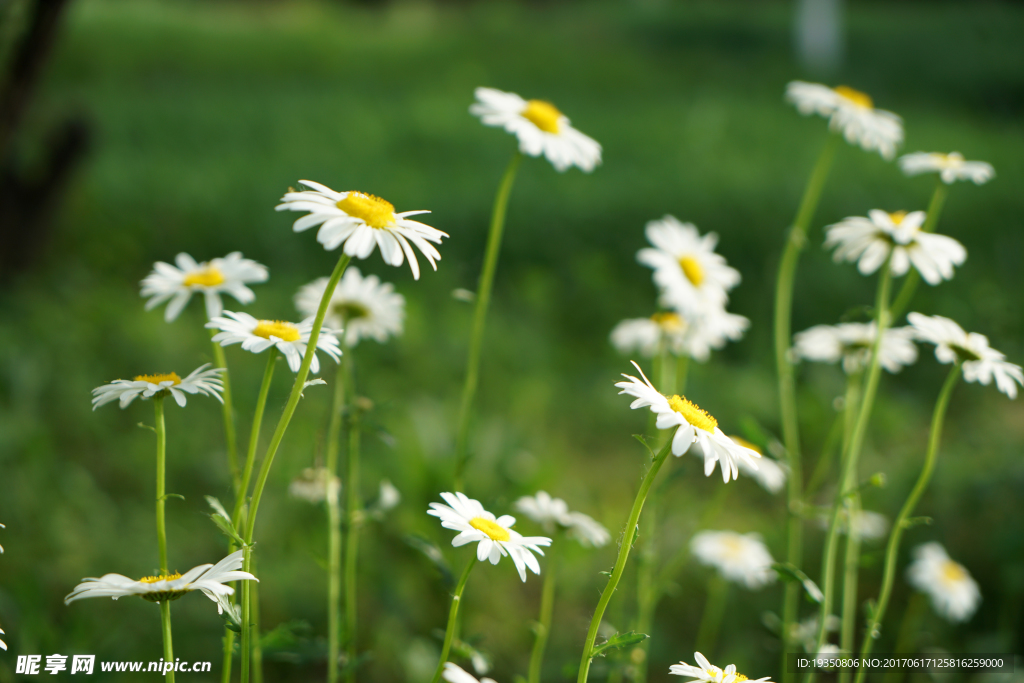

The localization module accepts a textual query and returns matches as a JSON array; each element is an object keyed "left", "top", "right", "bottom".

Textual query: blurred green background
[{"left": 1, "top": 0, "right": 1022, "bottom": 681}]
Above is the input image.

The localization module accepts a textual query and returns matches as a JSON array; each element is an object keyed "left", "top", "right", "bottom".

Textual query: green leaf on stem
[
  {"left": 208, "top": 511, "right": 244, "bottom": 546},
  {"left": 771, "top": 562, "right": 823, "bottom": 603},
  {"left": 592, "top": 632, "right": 649, "bottom": 658}
]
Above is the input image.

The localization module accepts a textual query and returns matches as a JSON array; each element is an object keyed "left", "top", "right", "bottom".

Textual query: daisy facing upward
[{"left": 141, "top": 252, "right": 268, "bottom": 322}]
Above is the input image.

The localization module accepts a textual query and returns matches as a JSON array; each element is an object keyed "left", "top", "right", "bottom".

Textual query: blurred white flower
[
  {"left": 908, "top": 313, "right": 1023, "bottom": 399},
  {"left": 276, "top": 182, "right": 446, "bottom": 280},
  {"left": 616, "top": 362, "right": 761, "bottom": 482},
  {"left": 906, "top": 542, "right": 980, "bottom": 623},
  {"left": 792, "top": 615, "right": 840, "bottom": 654},
  {"left": 443, "top": 662, "right": 497, "bottom": 683},
  {"left": 141, "top": 252, "right": 268, "bottom": 322},
  {"left": 611, "top": 308, "right": 748, "bottom": 363},
  {"left": 0, "top": 626, "right": 6, "bottom": 652},
  {"left": 376, "top": 480, "right": 401, "bottom": 511},
  {"left": 207, "top": 311, "right": 342, "bottom": 374},
  {"left": 65, "top": 550, "right": 257, "bottom": 607},
  {"left": 786, "top": 81, "right": 903, "bottom": 160},
  {"left": 514, "top": 491, "right": 610, "bottom": 547},
  {"left": 637, "top": 216, "right": 740, "bottom": 318},
  {"left": 91, "top": 364, "right": 223, "bottom": 410},
  {"left": 726, "top": 438, "right": 787, "bottom": 494},
  {"left": 899, "top": 152, "right": 994, "bottom": 185},
  {"left": 670, "top": 652, "right": 772, "bottom": 683},
  {"left": 816, "top": 508, "right": 888, "bottom": 541},
  {"left": 793, "top": 322, "right": 918, "bottom": 374},
  {"left": 428, "top": 492, "right": 551, "bottom": 582},
  {"left": 470, "top": 87, "right": 601, "bottom": 173},
  {"left": 690, "top": 530, "right": 776, "bottom": 589},
  {"left": 824, "top": 210, "right": 966, "bottom": 285},
  {"left": 294, "top": 267, "right": 405, "bottom": 347},
  {"left": 288, "top": 467, "right": 340, "bottom": 505}
]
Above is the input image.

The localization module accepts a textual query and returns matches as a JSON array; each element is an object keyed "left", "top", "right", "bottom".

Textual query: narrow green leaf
[
  {"left": 592, "top": 631, "right": 649, "bottom": 658},
  {"left": 771, "top": 562, "right": 823, "bottom": 603}
]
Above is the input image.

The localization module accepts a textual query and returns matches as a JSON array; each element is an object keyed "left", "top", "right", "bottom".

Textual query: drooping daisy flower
[
  {"left": 294, "top": 267, "right": 405, "bottom": 347},
  {"left": 91, "top": 364, "right": 224, "bottom": 410},
  {"left": 207, "top": 311, "right": 342, "bottom": 374},
  {"left": 786, "top": 81, "right": 903, "bottom": 160},
  {"left": 726, "top": 438, "right": 787, "bottom": 494},
  {"left": 470, "top": 87, "right": 601, "bottom": 173},
  {"left": 899, "top": 152, "right": 995, "bottom": 185},
  {"left": 908, "top": 313, "right": 1023, "bottom": 399},
  {"left": 443, "top": 662, "right": 497, "bottom": 683},
  {"left": 610, "top": 308, "right": 749, "bottom": 363},
  {"left": 514, "top": 491, "right": 610, "bottom": 547},
  {"left": 140, "top": 252, "right": 268, "bottom": 322},
  {"left": 824, "top": 210, "right": 966, "bottom": 285},
  {"left": 690, "top": 530, "right": 776, "bottom": 589},
  {"left": 428, "top": 492, "right": 551, "bottom": 582},
  {"left": 615, "top": 361, "right": 761, "bottom": 482},
  {"left": 288, "top": 467, "right": 340, "bottom": 504},
  {"left": 793, "top": 322, "right": 919, "bottom": 374},
  {"left": 906, "top": 542, "right": 981, "bottom": 623},
  {"left": 670, "top": 652, "right": 772, "bottom": 683},
  {"left": 65, "top": 549, "right": 257, "bottom": 607},
  {"left": 637, "top": 216, "right": 741, "bottom": 318},
  {"left": 276, "top": 182, "right": 447, "bottom": 280}
]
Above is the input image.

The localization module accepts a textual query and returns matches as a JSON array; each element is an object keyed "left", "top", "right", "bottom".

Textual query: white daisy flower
[
  {"left": 906, "top": 542, "right": 981, "bottom": 623},
  {"left": 637, "top": 216, "right": 741, "bottom": 318},
  {"left": 443, "top": 662, "right": 497, "bottom": 683},
  {"left": 908, "top": 313, "right": 1023, "bottom": 399},
  {"left": 786, "top": 81, "right": 903, "bottom": 160},
  {"left": 276, "top": 182, "right": 447, "bottom": 280},
  {"left": 824, "top": 210, "right": 966, "bottom": 285},
  {"left": 816, "top": 508, "right": 889, "bottom": 541},
  {"left": 470, "top": 87, "right": 601, "bottom": 173},
  {"left": 514, "top": 491, "right": 610, "bottom": 547},
  {"left": 726, "top": 438, "right": 787, "bottom": 494},
  {"left": 288, "top": 467, "right": 340, "bottom": 505},
  {"left": 65, "top": 549, "right": 257, "bottom": 607},
  {"left": 207, "top": 311, "right": 342, "bottom": 374},
  {"left": 793, "top": 322, "right": 919, "bottom": 374},
  {"left": 690, "top": 530, "right": 777, "bottom": 589},
  {"left": 615, "top": 361, "right": 761, "bottom": 482},
  {"left": 91, "top": 364, "right": 224, "bottom": 410},
  {"left": 294, "top": 267, "right": 405, "bottom": 347},
  {"left": 670, "top": 652, "right": 772, "bottom": 683},
  {"left": 376, "top": 480, "right": 401, "bottom": 512},
  {"left": 899, "top": 152, "right": 995, "bottom": 185},
  {"left": 611, "top": 308, "right": 749, "bottom": 363},
  {"left": 427, "top": 492, "right": 551, "bottom": 582},
  {"left": 140, "top": 252, "right": 268, "bottom": 322}
]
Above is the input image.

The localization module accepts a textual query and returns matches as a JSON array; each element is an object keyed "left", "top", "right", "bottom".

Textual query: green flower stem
[
  {"left": 882, "top": 593, "right": 926, "bottom": 683},
  {"left": 326, "top": 358, "right": 346, "bottom": 683},
  {"left": 343, "top": 348, "right": 361, "bottom": 683},
  {"left": 807, "top": 263, "right": 893, "bottom": 683},
  {"left": 527, "top": 541, "right": 558, "bottom": 683},
  {"left": 777, "top": 134, "right": 840, "bottom": 678},
  {"left": 676, "top": 356, "right": 690, "bottom": 396},
  {"left": 154, "top": 396, "right": 169, "bottom": 573},
  {"left": 240, "top": 253, "right": 352, "bottom": 683},
  {"left": 232, "top": 349, "right": 279, "bottom": 529},
  {"left": 632, "top": 500, "right": 660, "bottom": 683},
  {"left": 429, "top": 557, "right": 478, "bottom": 683},
  {"left": 889, "top": 179, "right": 949, "bottom": 321},
  {"left": 252, "top": 564, "right": 263, "bottom": 683},
  {"left": 220, "top": 629, "right": 235, "bottom": 683},
  {"left": 160, "top": 600, "right": 176, "bottom": 683},
  {"left": 210, "top": 334, "right": 240, "bottom": 493},
  {"left": 577, "top": 440, "right": 673, "bottom": 683},
  {"left": 695, "top": 574, "right": 729, "bottom": 657},
  {"left": 853, "top": 363, "right": 961, "bottom": 683},
  {"left": 453, "top": 151, "right": 522, "bottom": 490},
  {"left": 838, "top": 372, "right": 863, "bottom": 679}
]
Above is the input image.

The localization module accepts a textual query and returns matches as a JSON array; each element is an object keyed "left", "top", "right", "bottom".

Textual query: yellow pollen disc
[
  {"left": 253, "top": 320, "right": 301, "bottom": 342},
  {"left": 139, "top": 572, "right": 183, "bottom": 584},
  {"left": 889, "top": 210, "right": 908, "bottom": 225},
  {"left": 133, "top": 372, "right": 181, "bottom": 385},
  {"left": 182, "top": 266, "right": 225, "bottom": 288},
  {"left": 678, "top": 255, "right": 705, "bottom": 287},
  {"left": 522, "top": 99, "right": 562, "bottom": 134},
  {"left": 650, "top": 311, "right": 685, "bottom": 332},
  {"left": 834, "top": 85, "right": 873, "bottom": 108},
  {"left": 667, "top": 394, "right": 718, "bottom": 433},
  {"left": 336, "top": 192, "right": 396, "bottom": 229},
  {"left": 941, "top": 561, "right": 966, "bottom": 583},
  {"left": 469, "top": 517, "right": 511, "bottom": 542},
  {"left": 729, "top": 436, "right": 762, "bottom": 454}
]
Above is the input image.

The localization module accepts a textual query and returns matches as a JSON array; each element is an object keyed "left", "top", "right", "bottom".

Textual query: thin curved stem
[
  {"left": 160, "top": 601, "right": 176, "bottom": 683},
  {"left": 528, "top": 542, "right": 558, "bottom": 683},
  {"left": 154, "top": 397, "right": 168, "bottom": 573},
  {"left": 240, "top": 253, "right": 352, "bottom": 683},
  {"left": 853, "top": 363, "right": 961, "bottom": 683},
  {"left": 232, "top": 349, "right": 279, "bottom": 528},
  {"left": 326, "top": 359, "right": 346, "bottom": 683},
  {"left": 343, "top": 348, "right": 361, "bottom": 683},
  {"left": 453, "top": 151, "right": 522, "bottom": 490},
  {"left": 210, "top": 335, "right": 240, "bottom": 494},
  {"left": 577, "top": 441, "right": 673, "bottom": 683},
  {"left": 889, "top": 180, "right": 948, "bottom": 321},
  {"left": 430, "top": 557, "right": 478, "bottom": 683},
  {"left": 777, "top": 134, "right": 840, "bottom": 677}
]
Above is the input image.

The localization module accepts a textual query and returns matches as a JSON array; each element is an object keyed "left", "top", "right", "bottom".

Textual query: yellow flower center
[
  {"left": 253, "top": 320, "right": 301, "bottom": 342},
  {"left": 133, "top": 372, "right": 181, "bottom": 385},
  {"left": 678, "top": 255, "right": 705, "bottom": 287},
  {"left": 137, "top": 573, "right": 188, "bottom": 603},
  {"left": 650, "top": 311, "right": 686, "bottom": 332},
  {"left": 729, "top": 436, "right": 762, "bottom": 454},
  {"left": 941, "top": 561, "right": 967, "bottom": 584},
  {"left": 667, "top": 394, "right": 718, "bottom": 433},
  {"left": 336, "top": 192, "right": 396, "bottom": 229},
  {"left": 182, "top": 266, "right": 225, "bottom": 288},
  {"left": 522, "top": 99, "right": 562, "bottom": 134},
  {"left": 139, "top": 572, "right": 183, "bottom": 584},
  {"left": 834, "top": 85, "right": 873, "bottom": 109},
  {"left": 888, "top": 210, "right": 908, "bottom": 225},
  {"left": 469, "top": 517, "right": 511, "bottom": 542}
]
